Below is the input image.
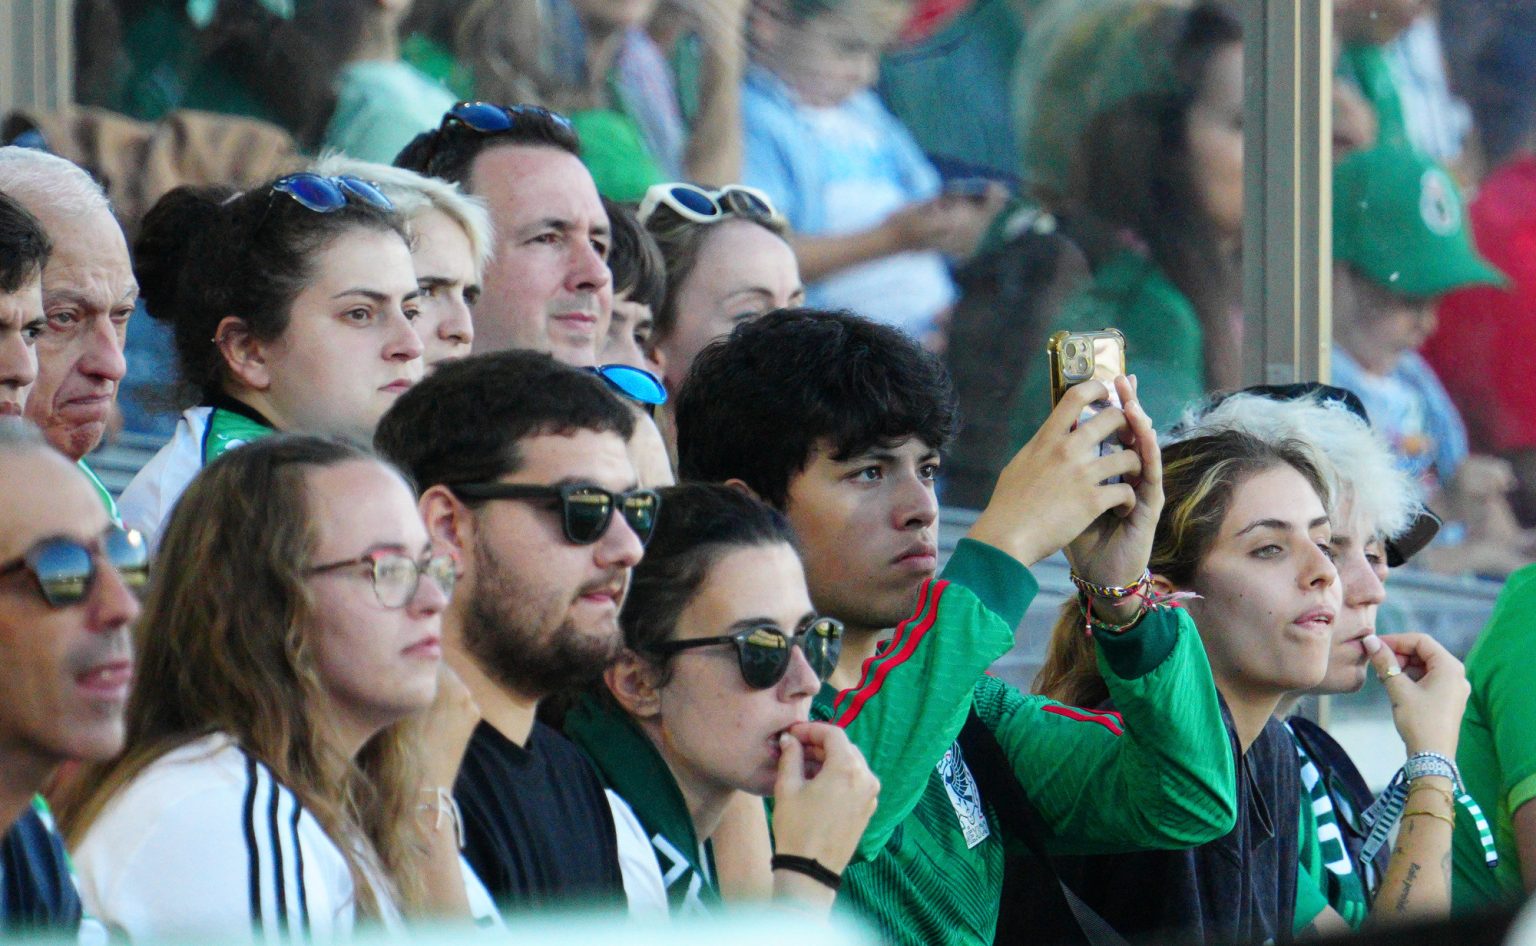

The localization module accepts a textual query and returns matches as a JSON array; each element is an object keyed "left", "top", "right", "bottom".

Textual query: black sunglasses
[
  {"left": 0, "top": 526, "right": 149, "bottom": 607},
  {"left": 648, "top": 617, "right": 843, "bottom": 689},
  {"left": 450, "top": 482, "right": 660, "bottom": 546},
  {"left": 424, "top": 102, "right": 575, "bottom": 170}
]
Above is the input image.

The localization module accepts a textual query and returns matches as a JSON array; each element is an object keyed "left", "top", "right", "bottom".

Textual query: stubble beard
[{"left": 459, "top": 535, "right": 623, "bottom": 699}]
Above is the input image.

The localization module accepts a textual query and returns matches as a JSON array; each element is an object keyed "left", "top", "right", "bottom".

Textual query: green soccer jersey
[
  {"left": 1454, "top": 563, "right": 1536, "bottom": 911},
  {"left": 1292, "top": 729, "right": 1369, "bottom": 932},
  {"left": 815, "top": 539, "right": 1238, "bottom": 946}
]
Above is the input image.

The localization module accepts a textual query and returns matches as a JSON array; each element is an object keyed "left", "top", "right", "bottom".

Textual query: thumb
[
  {"left": 1363, "top": 634, "right": 1405, "bottom": 685},
  {"left": 774, "top": 732, "right": 805, "bottom": 797}
]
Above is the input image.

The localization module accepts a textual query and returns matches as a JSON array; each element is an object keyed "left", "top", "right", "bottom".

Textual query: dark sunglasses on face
[
  {"left": 306, "top": 548, "right": 457, "bottom": 609},
  {"left": 648, "top": 616, "right": 844, "bottom": 689},
  {"left": 449, "top": 482, "right": 661, "bottom": 546},
  {"left": 589, "top": 364, "right": 667, "bottom": 407},
  {"left": 0, "top": 526, "right": 149, "bottom": 607}
]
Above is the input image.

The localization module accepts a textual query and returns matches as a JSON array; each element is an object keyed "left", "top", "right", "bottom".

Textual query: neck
[
  {"left": 0, "top": 746, "right": 55, "bottom": 834},
  {"left": 1336, "top": 334, "right": 1396, "bottom": 376},
  {"left": 1273, "top": 693, "right": 1302, "bottom": 720},
  {"left": 350, "top": 14, "right": 400, "bottom": 62},
  {"left": 651, "top": 734, "right": 735, "bottom": 842},
  {"left": 444, "top": 611, "right": 540, "bottom": 745},
  {"left": 225, "top": 387, "right": 290, "bottom": 432},
  {"left": 827, "top": 624, "right": 884, "bottom": 692},
  {"left": 1217, "top": 679, "right": 1283, "bottom": 752}
]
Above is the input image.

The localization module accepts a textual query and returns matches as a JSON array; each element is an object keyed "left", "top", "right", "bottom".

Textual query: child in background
[
  {"left": 741, "top": 0, "right": 1004, "bottom": 346},
  {"left": 600, "top": 198, "right": 669, "bottom": 373},
  {"left": 1331, "top": 143, "right": 1531, "bottom": 576}
]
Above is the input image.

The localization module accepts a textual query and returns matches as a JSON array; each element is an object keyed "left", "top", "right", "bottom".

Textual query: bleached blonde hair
[
  {"left": 311, "top": 153, "right": 493, "bottom": 270},
  {"left": 1167, "top": 390, "right": 1421, "bottom": 543}
]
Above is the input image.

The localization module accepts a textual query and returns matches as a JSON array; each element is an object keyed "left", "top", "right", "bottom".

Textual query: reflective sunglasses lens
[
  {"left": 30, "top": 539, "right": 93, "bottom": 606},
  {"left": 740, "top": 628, "right": 792, "bottom": 688},
  {"left": 620, "top": 491, "right": 660, "bottom": 545},
  {"left": 276, "top": 174, "right": 347, "bottom": 213},
  {"left": 670, "top": 185, "right": 719, "bottom": 218},
  {"left": 426, "top": 555, "right": 458, "bottom": 599},
  {"left": 338, "top": 177, "right": 394, "bottom": 211},
  {"left": 598, "top": 365, "right": 667, "bottom": 405},
  {"left": 564, "top": 489, "right": 615, "bottom": 544},
  {"left": 452, "top": 102, "right": 514, "bottom": 133},
  {"left": 373, "top": 555, "right": 420, "bottom": 608},
  {"left": 104, "top": 528, "right": 150, "bottom": 599},
  {"left": 803, "top": 618, "right": 842, "bottom": 681}
]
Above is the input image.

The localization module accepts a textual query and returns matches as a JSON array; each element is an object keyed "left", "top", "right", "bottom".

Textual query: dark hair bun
[{"left": 133, "top": 185, "right": 237, "bottom": 324}]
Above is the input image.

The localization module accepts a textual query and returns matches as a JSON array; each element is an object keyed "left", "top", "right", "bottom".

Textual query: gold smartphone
[{"left": 1047, "top": 328, "right": 1127, "bottom": 406}]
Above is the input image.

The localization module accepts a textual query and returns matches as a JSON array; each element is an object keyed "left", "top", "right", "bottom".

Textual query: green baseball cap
[{"left": 1333, "top": 144, "right": 1507, "bottom": 297}]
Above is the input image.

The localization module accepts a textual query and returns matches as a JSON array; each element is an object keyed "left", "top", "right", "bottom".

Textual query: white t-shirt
[
  {"left": 73, "top": 734, "right": 396, "bottom": 943},
  {"left": 607, "top": 790, "right": 668, "bottom": 918},
  {"left": 117, "top": 407, "right": 211, "bottom": 552}
]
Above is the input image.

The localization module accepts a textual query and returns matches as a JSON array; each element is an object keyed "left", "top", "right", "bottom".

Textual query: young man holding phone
[{"left": 675, "top": 307, "right": 1238, "bottom": 946}]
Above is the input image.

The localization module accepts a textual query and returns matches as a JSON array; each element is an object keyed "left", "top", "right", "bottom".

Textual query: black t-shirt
[
  {"left": 455, "top": 720, "right": 624, "bottom": 911},
  {"left": 1052, "top": 707, "right": 1300, "bottom": 946},
  {"left": 0, "top": 804, "right": 81, "bottom": 934}
]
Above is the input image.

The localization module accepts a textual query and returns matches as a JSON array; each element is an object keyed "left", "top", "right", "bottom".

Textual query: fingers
[
  {"left": 774, "top": 732, "right": 805, "bottom": 797},
  {"left": 1089, "top": 444, "right": 1143, "bottom": 483},
  {"left": 1363, "top": 633, "right": 1408, "bottom": 684},
  {"left": 1073, "top": 403, "right": 1129, "bottom": 446},
  {"left": 1118, "top": 376, "right": 1163, "bottom": 494},
  {"left": 1048, "top": 380, "right": 1111, "bottom": 432},
  {"left": 1376, "top": 632, "right": 1463, "bottom": 679}
]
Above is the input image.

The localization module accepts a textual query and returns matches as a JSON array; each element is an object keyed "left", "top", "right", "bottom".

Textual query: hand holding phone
[{"left": 1048, "top": 329, "right": 1128, "bottom": 480}]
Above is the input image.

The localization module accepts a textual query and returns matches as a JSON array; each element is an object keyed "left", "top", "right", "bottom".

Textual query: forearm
[
  {"left": 414, "top": 812, "right": 473, "bottom": 918},
  {"left": 683, "top": 31, "right": 744, "bottom": 185},
  {"left": 789, "top": 227, "right": 903, "bottom": 282},
  {"left": 711, "top": 791, "right": 774, "bottom": 902},
  {"left": 1373, "top": 777, "right": 1455, "bottom": 923}
]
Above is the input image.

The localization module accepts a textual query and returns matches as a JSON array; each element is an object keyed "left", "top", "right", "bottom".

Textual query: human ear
[
  {"left": 723, "top": 478, "right": 761, "bottom": 501},
  {"left": 1148, "top": 573, "right": 1179, "bottom": 598},
  {"left": 605, "top": 651, "right": 663, "bottom": 719},
  {"left": 421, "top": 486, "right": 471, "bottom": 570},
  {"left": 214, "top": 316, "right": 271, "bottom": 391}
]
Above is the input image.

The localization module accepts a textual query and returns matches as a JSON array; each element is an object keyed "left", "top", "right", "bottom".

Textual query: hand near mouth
[{"left": 1364, "top": 632, "right": 1469, "bottom": 758}]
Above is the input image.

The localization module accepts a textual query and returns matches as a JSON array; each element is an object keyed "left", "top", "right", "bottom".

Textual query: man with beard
[
  {"left": 375, "top": 350, "right": 648, "bottom": 909},
  {"left": 0, "top": 420, "right": 143, "bottom": 933}
]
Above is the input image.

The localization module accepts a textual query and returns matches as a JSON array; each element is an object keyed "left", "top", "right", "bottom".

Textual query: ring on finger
[{"left": 1381, "top": 665, "right": 1403, "bottom": 680}]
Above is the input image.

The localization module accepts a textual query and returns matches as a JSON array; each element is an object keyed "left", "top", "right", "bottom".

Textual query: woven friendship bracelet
[{"left": 1069, "top": 569, "right": 1151, "bottom": 601}]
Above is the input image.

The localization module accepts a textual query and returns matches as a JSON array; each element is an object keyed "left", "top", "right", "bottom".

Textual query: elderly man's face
[{"left": 24, "top": 206, "right": 135, "bottom": 460}]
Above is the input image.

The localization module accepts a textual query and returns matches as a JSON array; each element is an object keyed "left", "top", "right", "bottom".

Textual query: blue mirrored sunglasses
[
  {"left": 271, "top": 173, "right": 393, "bottom": 213},
  {"left": 590, "top": 364, "right": 667, "bottom": 406},
  {"left": 441, "top": 101, "right": 574, "bottom": 135}
]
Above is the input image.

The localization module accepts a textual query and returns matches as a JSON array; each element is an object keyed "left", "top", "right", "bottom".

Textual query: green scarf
[
  {"left": 201, "top": 405, "right": 275, "bottom": 465},
  {"left": 563, "top": 694, "right": 721, "bottom": 913}
]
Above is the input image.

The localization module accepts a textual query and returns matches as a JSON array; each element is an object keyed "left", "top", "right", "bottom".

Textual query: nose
[
  {"left": 566, "top": 238, "right": 612, "bottom": 294},
  {"left": 388, "top": 306, "right": 426, "bottom": 363},
  {"left": 892, "top": 470, "right": 939, "bottom": 531},
  {"left": 780, "top": 644, "right": 820, "bottom": 700},
  {"left": 407, "top": 565, "right": 450, "bottom": 618},
  {"left": 88, "top": 561, "right": 142, "bottom": 634},
  {"left": 79, "top": 314, "right": 128, "bottom": 383},
  {"left": 439, "top": 294, "right": 474, "bottom": 348},
  {"left": 595, "top": 509, "right": 646, "bottom": 570},
  {"left": 1341, "top": 546, "right": 1386, "bottom": 609},
  {"left": 1300, "top": 539, "right": 1338, "bottom": 591},
  {"left": 0, "top": 331, "right": 37, "bottom": 390}
]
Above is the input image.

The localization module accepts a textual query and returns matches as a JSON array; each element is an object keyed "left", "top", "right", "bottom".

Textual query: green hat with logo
[{"left": 1333, "top": 144, "right": 1507, "bottom": 298}]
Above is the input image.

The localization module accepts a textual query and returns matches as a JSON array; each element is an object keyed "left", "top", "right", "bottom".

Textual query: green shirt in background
[
  {"left": 569, "top": 109, "right": 667, "bottom": 203},
  {"left": 1454, "top": 562, "right": 1536, "bottom": 912},
  {"left": 1007, "top": 249, "right": 1206, "bottom": 450}
]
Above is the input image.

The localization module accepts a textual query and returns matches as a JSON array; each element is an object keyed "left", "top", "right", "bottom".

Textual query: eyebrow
[
  {"left": 549, "top": 475, "right": 641, "bottom": 492},
  {"left": 1236, "top": 515, "right": 1331, "bottom": 537},
  {"left": 332, "top": 288, "right": 391, "bottom": 302},
  {"left": 418, "top": 276, "right": 458, "bottom": 291}
]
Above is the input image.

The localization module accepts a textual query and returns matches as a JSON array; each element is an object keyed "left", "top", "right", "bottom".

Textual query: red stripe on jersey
[
  {"left": 832, "top": 580, "right": 948, "bottom": 727},
  {"left": 1041, "top": 704, "right": 1125, "bottom": 736},
  {"left": 832, "top": 579, "right": 935, "bottom": 715}
]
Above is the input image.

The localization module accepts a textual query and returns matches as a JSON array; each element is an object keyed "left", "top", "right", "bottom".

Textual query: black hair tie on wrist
[{"left": 771, "top": 853, "right": 842, "bottom": 891}]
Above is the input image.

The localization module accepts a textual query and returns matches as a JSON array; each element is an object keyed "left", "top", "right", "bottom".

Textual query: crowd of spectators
[{"left": 5, "top": 0, "right": 1536, "bottom": 944}]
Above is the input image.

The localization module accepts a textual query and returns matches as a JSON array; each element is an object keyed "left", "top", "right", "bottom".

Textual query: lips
[
  {"left": 0, "top": 400, "right": 20, "bottom": 417},
  {"left": 76, "top": 659, "right": 133, "bottom": 701},
  {"left": 403, "top": 635, "right": 441, "bottom": 660},
  {"left": 892, "top": 541, "right": 938, "bottom": 573},
  {"left": 1293, "top": 607, "right": 1336, "bottom": 634},
  {"left": 379, "top": 379, "right": 414, "bottom": 395},
  {"left": 551, "top": 313, "right": 599, "bottom": 337}
]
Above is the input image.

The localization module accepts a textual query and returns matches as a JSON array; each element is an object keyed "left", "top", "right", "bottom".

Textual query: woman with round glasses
[
  {"left": 119, "top": 172, "right": 425, "bottom": 548},
  {"left": 639, "top": 182, "right": 805, "bottom": 395},
  {"left": 563, "top": 483, "right": 878, "bottom": 915},
  {"left": 61, "top": 435, "right": 492, "bottom": 940}
]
